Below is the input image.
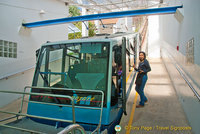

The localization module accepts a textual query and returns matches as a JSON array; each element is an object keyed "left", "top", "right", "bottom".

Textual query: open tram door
[
  {"left": 113, "top": 36, "right": 135, "bottom": 116},
  {"left": 113, "top": 37, "right": 128, "bottom": 115},
  {"left": 121, "top": 34, "right": 140, "bottom": 115},
  {"left": 122, "top": 37, "right": 127, "bottom": 115}
]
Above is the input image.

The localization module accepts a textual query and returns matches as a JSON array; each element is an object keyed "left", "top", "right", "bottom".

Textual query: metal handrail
[
  {"left": 58, "top": 124, "right": 86, "bottom": 134},
  {"left": 0, "top": 90, "right": 76, "bottom": 123},
  {"left": 0, "top": 66, "right": 34, "bottom": 80},
  {"left": 23, "top": 86, "right": 105, "bottom": 133},
  {"left": 163, "top": 49, "right": 200, "bottom": 101},
  {"left": 0, "top": 86, "right": 104, "bottom": 133},
  {"left": 0, "top": 115, "right": 17, "bottom": 122},
  {"left": 174, "top": 62, "right": 200, "bottom": 101}
]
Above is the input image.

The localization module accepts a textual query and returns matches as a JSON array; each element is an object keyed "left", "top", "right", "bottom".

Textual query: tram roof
[{"left": 41, "top": 32, "right": 138, "bottom": 47}]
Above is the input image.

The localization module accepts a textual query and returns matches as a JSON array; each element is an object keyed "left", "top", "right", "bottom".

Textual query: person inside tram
[
  {"left": 111, "top": 63, "right": 123, "bottom": 105},
  {"left": 133, "top": 51, "right": 151, "bottom": 108},
  {"left": 117, "top": 64, "right": 123, "bottom": 96},
  {"left": 74, "top": 60, "right": 79, "bottom": 64}
]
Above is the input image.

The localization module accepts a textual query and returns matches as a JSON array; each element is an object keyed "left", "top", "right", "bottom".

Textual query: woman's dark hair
[{"left": 139, "top": 51, "right": 146, "bottom": 59}]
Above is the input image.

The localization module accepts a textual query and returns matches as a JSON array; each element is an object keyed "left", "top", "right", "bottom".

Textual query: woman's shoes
[
  {"left": 136, "top": 100, "right": 148, "bottom": 108},
  {"left": 136, "top": 105, "right": 144, "bottom": 108}
]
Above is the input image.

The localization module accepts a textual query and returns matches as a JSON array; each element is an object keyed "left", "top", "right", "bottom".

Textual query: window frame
[{"left": 31, "top": 41, "right": 110, "bottom": 108}]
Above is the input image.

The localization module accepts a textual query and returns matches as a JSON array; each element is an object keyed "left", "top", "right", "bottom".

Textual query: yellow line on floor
[
  {"left": 126, "top": 79, "right": 138, "bottom": 134},
  {"left": 126, "top": 69, "right": 133, "bottom": 82},
  {"left": 121, "top": 68, "right": 137, "bottom": 134}
]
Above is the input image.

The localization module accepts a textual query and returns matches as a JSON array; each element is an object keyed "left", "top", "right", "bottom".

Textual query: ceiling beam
[{"left": 23, "top": 5, "right": 183, "bottom": 28}]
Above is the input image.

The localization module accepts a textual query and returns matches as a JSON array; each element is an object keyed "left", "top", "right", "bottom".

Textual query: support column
[
  {"left": 94, "top": 12, "right": 100, "bottom": 34},
  {"left": 125, "top": 17, "right": 133, "bottom": 32},
  {"left": 82, "top": 8, "right": 88, "bottom": 37}
]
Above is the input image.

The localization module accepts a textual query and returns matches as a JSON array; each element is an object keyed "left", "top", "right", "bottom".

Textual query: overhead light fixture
[{"left": 39, "top": 10, "right": 45, "bottom": 14}]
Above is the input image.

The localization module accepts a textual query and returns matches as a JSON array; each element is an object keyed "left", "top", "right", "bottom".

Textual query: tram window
[
  {"left": 36, "top": 49, "right": 47, "bottom": 87},
  {"left": 111, "top": 45, "right": 122, "bottom": 106},
  {"left": 127, "top": 39, "right": 130, "bottom": 50},
  {"left": 49, "top": 49, "right": 63, "bottom": 85},
  {"left": 85, "top": 53, "right": 92, "bottom": 62},
  {"left": 31, "top": 42, "right": 109, "bottom": 107}
]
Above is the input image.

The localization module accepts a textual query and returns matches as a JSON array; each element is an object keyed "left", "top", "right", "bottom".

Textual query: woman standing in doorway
[{"left": 133, "top": 51, "right": 151, "bottom": 108}]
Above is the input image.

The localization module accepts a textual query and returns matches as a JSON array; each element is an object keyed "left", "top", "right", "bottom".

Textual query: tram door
[
  {"left": 111, "top": 45, "right": 122, "bottom": 106},
  {"left": 122, "top": 37, "right": 127, "bottom": 115},
  {"left": 111, "top": 37, "right": 130, "bottom": 115}
]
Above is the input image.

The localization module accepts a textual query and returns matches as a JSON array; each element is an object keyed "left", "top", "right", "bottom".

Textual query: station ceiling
[{"left": 62, "top": 0, "right": 169, "bottom": 13}]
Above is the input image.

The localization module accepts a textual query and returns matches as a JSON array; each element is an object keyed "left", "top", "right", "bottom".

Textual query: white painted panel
[
  {"left": 0, "top": 0, "right": 69, "bottom": 77},
  {"left": 0, "top": 0, "right": 69, "bottom": 107}
]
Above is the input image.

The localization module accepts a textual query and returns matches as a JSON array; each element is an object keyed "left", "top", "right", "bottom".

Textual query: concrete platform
[{"left": 119, "top": 58, "right": 192, "bottom": 134}]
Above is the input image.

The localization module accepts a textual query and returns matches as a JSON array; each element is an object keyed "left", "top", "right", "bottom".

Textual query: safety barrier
[{"left": 0, "top": 86, "right": 104, "bottom": 133}]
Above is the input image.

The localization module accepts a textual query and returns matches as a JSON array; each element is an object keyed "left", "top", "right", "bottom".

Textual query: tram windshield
[{"left": 31, "top": 42, "right": 109, "bottom": 107}]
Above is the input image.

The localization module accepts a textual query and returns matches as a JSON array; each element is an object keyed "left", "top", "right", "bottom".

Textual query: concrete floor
[
  {"left": 0, "top": 96, "right": 28, "bottom": 125},
  {"left": 119, "top": 58, "right": 192, "bottom": 134}
]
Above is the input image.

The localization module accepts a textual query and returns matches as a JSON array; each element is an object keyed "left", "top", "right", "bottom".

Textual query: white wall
[
  {"left": 159, "top": 0, "right": 200, "bottom": 133},
  {"left": 125, "top": 17, "right": 133, "bottom": 32},
  {"left": 160, "top": 0, "right": 200, "bottom": 65},
  {"left": 115, "top": 18, "right": 126, "bottom": 33},
  {"left": 0, "top": 0, "right": 69, "bottom": 107},
  {"left": 159, "top": 0, "right": 200, "bottom": 95},
  {"left": 148, "top": 15, "right": 161, "bottom": 58}
]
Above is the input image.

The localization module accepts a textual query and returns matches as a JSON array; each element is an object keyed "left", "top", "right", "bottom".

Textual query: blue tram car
[{"left": 28, "top": 32, "right": 140, "bottom": 133}]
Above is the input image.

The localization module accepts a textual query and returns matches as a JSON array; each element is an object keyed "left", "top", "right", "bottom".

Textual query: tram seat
[
  {"left": 68, "top": 58, "right": 107, "bottom": 90},
  {"left": 87, "top": 59, "right": 107, "bottom": 91},
  {"left": 65, "top": 73, "right": 73, "bottom": 88},
  {"left": 68, "top": 63, "right": 87, "bottom": 89},
  {"left": 75, "top": 73, "right": 104, "bottom": 89}
]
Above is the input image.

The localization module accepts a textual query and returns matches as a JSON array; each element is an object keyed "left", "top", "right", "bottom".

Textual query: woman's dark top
[{"left": 135, "top": 59, "right": 151, "bottom": 85}]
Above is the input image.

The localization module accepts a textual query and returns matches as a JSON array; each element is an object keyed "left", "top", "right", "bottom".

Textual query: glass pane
[
  {"left": 13, "top": 53, "right": 17, "bottom": 58},
  {"left": 9, "top": 42, "right": 13, "bottom": 47},
  {"left": 4, "top": 41, "right": 8, "bottom": 47},
  {"left": 4, "top": 47, "right": 8, "bottom": 52},
  {"left": 36, "top": 49, "right": 46, "bottom": 87},
  {"left": 0, "top": 52, "right": 3, "bottom": 57},
  {"left": 13, "top": 43, "right": 17, "bottom": 47},
  {"left": 0, "top": 40, "right": 3, "bottom": 46},
  {"left": 0, "top": 46, "right": 3, "bottom": 51},
  {"left": 9, "top": 48, "right": 13, "bottom": 52},
  {"left": 65, "top": 56, "right": 70, "bottom": 72},
  {"left": 9, "top": 53, "right": 13, "bottom": 58},
  {"left": 4, "top": 53, "right": 8, "bottom": 57},
  {"left": 48, "top": 49, "right": 63, "bottom": 86},
  {"left": 49, "top": 49, "right": 63, "bottom": 72},
  {"left": 13, "top": 48, "right": 17, "bottom": 53},
  {"left": 31, "top": 42, "right": 110, "bottom": 107}
]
